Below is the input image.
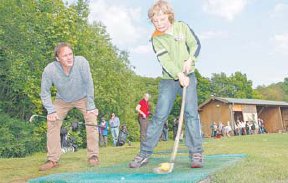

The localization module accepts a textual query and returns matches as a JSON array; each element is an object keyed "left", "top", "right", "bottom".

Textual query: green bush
[{"left": 0, "top": 113, "right": 46, "bottom": 158}]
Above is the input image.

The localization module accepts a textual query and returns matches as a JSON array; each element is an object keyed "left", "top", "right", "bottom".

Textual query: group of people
[
  {"left": 98, "top": 113, "right": 125, "bottom": 147},
  {"left": 39, "top": 0, "right": 204, "bottom": 172},
  {"left": 211, "top": 121, "right": 233, "bottom": 138},
  {"left": 234, "top": 118, "right": 266, "bottom": 136},
  {"left": 210, "top": 118, "right": 267, "bottom": 138}
]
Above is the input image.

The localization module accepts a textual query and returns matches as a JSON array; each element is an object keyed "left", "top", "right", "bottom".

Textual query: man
[
  {"left": 136, "top": 93, "right": 150, "bottom": 143},
  {"left": 39, "top": 42, "right": 99, "bottom": 171},
  {"left": 109, "top": 113, "right": 120, "bottom": 146},
  {"left": 161, "top": 120, "right": 169, "bottom": 141}
]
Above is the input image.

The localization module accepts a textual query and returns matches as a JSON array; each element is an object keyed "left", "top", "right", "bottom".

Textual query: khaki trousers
[
  {"left": 47, "top": 98, "right": 99, "bottom": 162},
  {"left": 138, "top": 116, "right": 149, "bottom": 143}
]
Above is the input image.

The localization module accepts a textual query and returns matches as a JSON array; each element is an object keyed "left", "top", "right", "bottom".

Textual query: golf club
[
  {"left": 29, "top": 115, "right": 99, "bottom": 127},
  {"left": 29, "top": 114, "right": 46, "bottom": 123},
  {"left": 153, "top": 86, "right": 187, "bottom": 174}
]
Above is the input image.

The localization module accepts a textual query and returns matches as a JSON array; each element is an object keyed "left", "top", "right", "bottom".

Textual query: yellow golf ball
[{"left": 159, "top": 163, "right": 171, "bottom": 171}]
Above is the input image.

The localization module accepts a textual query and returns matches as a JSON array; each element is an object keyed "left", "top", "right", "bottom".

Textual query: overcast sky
[{"left": 68, "top": 0, "right": 288, "bottom": 88}]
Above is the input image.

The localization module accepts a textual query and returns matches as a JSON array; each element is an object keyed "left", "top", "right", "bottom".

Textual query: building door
[
  {"left": 234, "top": 111, "right": 243, "bottom": 122},
  {"left": 281, "top": 109, "right": 288, "bottom": 131}
]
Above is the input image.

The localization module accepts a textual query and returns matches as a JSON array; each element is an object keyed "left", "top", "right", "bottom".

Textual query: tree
[
  {"left": 195, "top": 69, "right": 211, "bottom": 104},
  {"left": 210, "top": 71, "right": 255, "bottom": 99},
  {"left": 256, "top": 77, "right": 288, "bottom": 101},
  {"left": 283, "top": 77, "right": 288, "bottom": 101}
]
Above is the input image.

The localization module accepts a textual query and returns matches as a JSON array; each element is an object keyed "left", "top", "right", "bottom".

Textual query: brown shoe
[
  {"left": 88, "top": 156, "right": 100, "bottom": 166},
  {"left": 39, "top": 160, "right": 58, "bottom": 171}
]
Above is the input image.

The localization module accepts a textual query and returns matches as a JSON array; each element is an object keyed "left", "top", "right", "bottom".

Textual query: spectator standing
[
  {"left": 173, "top": 117, "right": 179, "bottom": 140},
  {"left": 241, "top": 121, "right": 246, "bottom": 135},
  {"left": 212, "top": 122, "right": 218, "bottom": 137},
  {"left": 161, "top": 120, "right": 169, "bottom": 141},
  {"left": 39, "top": 42, "right": 99, "bottom": 171},
  {"left": 109, "top": 113, "right": 120, "bottom": 146},
  {"left": 224, "top": 121, "right": 232, "bottom": 137},
  {"left": 209, "top": 122, "right": 214, "bottom": 137},
  {"left": 246, "top": 121, "right": 251, "bottom": 135},
  {"left": 218, "top": 122, "right": 223, "bottom": 136},
  {"left": 251, "top": 121, "right": 256, "bottom": 134},
  {"left": 258, "top": 118, "right": 266, "bottom": 134},
  {"left": 136, "top": 93, "right": 151, "bottom": 143},
  {"left": 99, "top": 117, "right": 109, "bottom": 147},
  {"left": 234, "top": 121, "right": 240, "bottom": 136}
]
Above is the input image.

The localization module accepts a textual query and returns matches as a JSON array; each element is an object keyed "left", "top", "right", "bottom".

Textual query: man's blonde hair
[{"left": 148, "top": 0, "right": 175, "bottom": 23}]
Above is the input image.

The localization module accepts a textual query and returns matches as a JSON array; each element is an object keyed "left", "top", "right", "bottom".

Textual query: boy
[{"left": 129, "top": 0, "right": 203, "bottom": 169}]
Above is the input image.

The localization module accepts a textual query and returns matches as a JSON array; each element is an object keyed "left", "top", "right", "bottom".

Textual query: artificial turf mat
[{"left": 29, "top": 154, "right": 246, "bottom": 183}]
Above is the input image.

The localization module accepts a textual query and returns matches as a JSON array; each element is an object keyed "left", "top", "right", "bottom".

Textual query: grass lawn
[{"left": 0, "top": 133, "right": 287, "bottom": 183}]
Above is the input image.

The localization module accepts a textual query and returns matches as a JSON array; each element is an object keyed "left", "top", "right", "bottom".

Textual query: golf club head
[
  {"left": 153, "top": 163, "right": 174, "bottom": 174},
  {"left": 29, "top": 115, "right": 37, "bottom": 123},
  {"left": 29, "top": 114, "right": 46, "bottom": 123}
]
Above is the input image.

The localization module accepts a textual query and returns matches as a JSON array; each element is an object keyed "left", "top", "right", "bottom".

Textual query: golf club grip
[{"left": 170, "top": 86, "right": 186, "bottom": 163}]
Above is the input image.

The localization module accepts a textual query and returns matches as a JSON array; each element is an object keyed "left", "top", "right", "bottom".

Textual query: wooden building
[{"left": 198, "top": 97, "right": 288, "bottom": 137}]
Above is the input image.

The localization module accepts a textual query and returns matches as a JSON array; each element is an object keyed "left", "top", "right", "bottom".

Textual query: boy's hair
[
  {"left": 54, "top": 42, "right": 73, "bottom": 58},
  {"left": 148, "top": 0, "right": 175, "bottom": 23}
]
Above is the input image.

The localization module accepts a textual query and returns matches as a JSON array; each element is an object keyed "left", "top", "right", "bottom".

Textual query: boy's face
[{"left": 152, "top": 11, "right": 171, "bottom": 33}]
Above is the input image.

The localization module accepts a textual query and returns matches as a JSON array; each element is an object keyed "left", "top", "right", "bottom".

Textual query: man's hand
[
  {"left": 87, "top": 109, "right": 99, "bottom": 116},
  {"left": 177, "top": 72, "right": 190, "bottom": 87},
  {"left": 47, "top": 113, "right": 59, "bottom": 122},
  {"left": 141, "top": 112, "right": 146, "bottom": 119}
]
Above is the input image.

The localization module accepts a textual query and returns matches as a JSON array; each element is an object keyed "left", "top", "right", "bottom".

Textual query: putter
[
  {"left": 29, "top": 114, "right": 46, "bottom": 123},
  {"left": 153, "top": 86, "right": 187, "bottom": 174},
  {"left": 29, "top": 115, "right": 98, "bottom": 127},
  {"left": 78, "top": 121, "right": 99, "bottom": 127},
  {"left": 28, "top": 114, "right": 71, "bottom": 123}
]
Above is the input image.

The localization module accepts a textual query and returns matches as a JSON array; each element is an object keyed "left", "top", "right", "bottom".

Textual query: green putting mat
[{"left": 29, "top": 154, "right": 246, "bottom": 183}]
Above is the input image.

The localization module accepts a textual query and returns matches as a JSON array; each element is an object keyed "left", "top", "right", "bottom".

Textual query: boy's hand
[
  {"left": 183, "top": 58, "right": 193, "bottom": 74},
  {"left": 177, "top": 72, "right": 190, "bottom": 87}
]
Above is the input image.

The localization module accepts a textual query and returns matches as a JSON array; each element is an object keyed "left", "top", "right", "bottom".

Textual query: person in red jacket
[{"left": 136, "top": 93, "right": 151, "bottom": 143}]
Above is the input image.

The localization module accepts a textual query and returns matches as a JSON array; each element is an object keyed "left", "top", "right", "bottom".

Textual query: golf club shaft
[
  {"left": 78, "top": 122, "right": 99, "bottom": 127},
  {"left": 29, "top": 116, "right": 99, "bottom": 127},
  {"left": 170, "top": 86, "right": 186, "bottom": 163}
]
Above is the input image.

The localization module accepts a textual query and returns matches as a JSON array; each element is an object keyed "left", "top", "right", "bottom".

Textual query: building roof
[{"left": 199, "top": 97, "right": 288, "bottom": 109}]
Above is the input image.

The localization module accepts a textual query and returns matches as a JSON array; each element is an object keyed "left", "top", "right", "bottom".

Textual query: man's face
[
  {"left": 57, "top": 46, "right": 74, "bottom": 68},
  {"left": 144, "top": 94, "right": 149, "bottom": 101},
  {"left": 152, "top": 11, "right": 171, "bottom": 33}
]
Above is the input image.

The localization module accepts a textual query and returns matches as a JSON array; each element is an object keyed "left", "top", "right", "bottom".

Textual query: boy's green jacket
[{"left": 151, "top": 21, "right": 201, "bottom": 80}]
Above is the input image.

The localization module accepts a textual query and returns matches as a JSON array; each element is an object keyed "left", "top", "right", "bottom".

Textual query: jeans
[
  {"left": 111, "top": 127, "right": 119, "bottom": 146},
  {"left": 99, "top": 135, "right": 108, "bottom": 147},
  {"left": 140, "top": 73, "right": 203, "bottom": 156}
]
